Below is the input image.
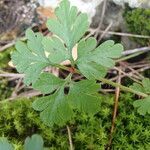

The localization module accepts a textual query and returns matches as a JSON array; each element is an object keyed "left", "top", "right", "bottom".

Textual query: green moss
[
  {"left": 0, "top": 47, "right": 15, "bottom": 100},
  {"left": 0, "top": 94, "right": 150, "bottom": 149},
  {"left": 124, "top": 8, "right": 150, "bottom": 46},
  {"left": 0, "top": 79, "right": 13, "bottom": 100},
  {"left": 112, "top": 93, "right": 150, "bottom": 149},
  {"left": 0, "top": 47, "right": 14, "bottom": 68},
  {"left": 0, "top": 97, "right": 111, "bottom": 150}
]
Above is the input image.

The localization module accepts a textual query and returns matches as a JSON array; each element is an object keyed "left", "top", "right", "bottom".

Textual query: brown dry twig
[
  {"left": 107, "top": 69, "right": 121, "bottom": 150},
  {"left": 95, "top": 0, "right": 108, "bottom": 39}
]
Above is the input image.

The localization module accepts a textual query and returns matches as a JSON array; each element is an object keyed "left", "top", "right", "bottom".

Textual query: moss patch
[
  {"left": 0, "top": 94, "right": 150, "bottom": 149},
  {"left": 124, "top": 8, "right": 150, "bottom": 46}
]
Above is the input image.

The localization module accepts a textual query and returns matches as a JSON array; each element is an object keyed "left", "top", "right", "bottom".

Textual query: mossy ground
[
  {"left": 0, "top": 94, "right": 150, "bottom": 150},
  {"left": 124, "top": 8, "right": 150, "bottom": 46},
  {"left": 0, "top": 47, "right": 15, "bottom": 101},
  {"left": 0, "top": 8, "right": 150, "bottom": 149}
]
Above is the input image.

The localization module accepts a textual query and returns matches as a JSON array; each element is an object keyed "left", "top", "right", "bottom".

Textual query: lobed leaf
[
  {"left": 76, "top": 39, "right": 123, "bottom": 79},
  {"left": 77, "top": 37, "right": 97, "bottom": 58},
  {"left": 46, "top": 0, "right": 89, "bottom": 50},
  {"left": 142, "top": 78, "right": 150, "bottom": 94},
  {"left": 12, "top": 29, "right": 71, "bottom": 86},
  {"left": 130, "top": 78, "right": 150, "bottom": 94},
  {"left": 68, "top": 80, "right": 101, "bottom": 114},
  {"left": 24, "top": 134, "right": 44, "bottom": 150},
  {"left": 42, "top": 36, "right": 69, "bottom": 63},
  {"left": 133, "top": 96, "right": 150, "bottom": 115},
  {"left": 11, "top": 29, "right": 49, "bottom": 85},
  {"left": 33, "top": 73, "right": 65, "bottom": 94},
  {"left": 131, "top": 78, "right": 150, "bottom": 115},
  {"left": 78, "top": 62, "right": 107, "bottom": 80},
  {"left": 90, "top": 40, "right": 123, "bottom": 68},
  {"left": 32, "top": 88, "right": 73, "bottom": 126},
  {"left": 0, "top": 138, "right": 13, "bottom": 150}
]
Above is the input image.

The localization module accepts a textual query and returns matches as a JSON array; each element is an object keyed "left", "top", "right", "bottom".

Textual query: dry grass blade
[{"left": 67, "top": 125, "right": 74, "bottom": 150}]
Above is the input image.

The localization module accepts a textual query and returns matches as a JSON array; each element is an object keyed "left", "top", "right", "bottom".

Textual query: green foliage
[
  {"left": 33, "top": 88, "right": 73, "bottom": 127},
  {"left": 0, "top": 46, "right": 14, "bottom": 101},
  {"left": 68, "top": 80, "right": 101, "bottom": 114},
  {"left": 24, "top": 134, "right": 44, "bottom": 150},
  {"left": 0, "top": 47, "right": 12, "bottom": 68},
  {"left": 124, "top": 8, "right": 150, "bottom": 45},
  {"left": 0, "top": 134, "right": 45, "bottom": 150},
  {"left": 112, "top": 94, "right": 150, "bottom": 149},
  {"left": 0, "top": 97, "right": 110, "bottom": 149},
  {"left": 1, "top": 94, "right": 150, "bottom": 149},
  {"left": 32, "top": 73, "right": 65, "bottom": 94},
  {"left": 11, "top": 0, "right": 123, "bottom": 127},
  {"left": 46, "top": 0, "right": 89, "bottom": 51},
  {"left": 77, "top": 39, "right": 123, "bottom": 80},
  {"left": 11, "top": 30, "right": 49, "bottom": 85},
  {"left": 130, "top": 78, "right": 150, "bottom": 115},
  {"left": 0, "top": 79, "right": 13, "bottom": 101},
  {"left": 0, "top": 138, "right": 13, "bottom": 150}
]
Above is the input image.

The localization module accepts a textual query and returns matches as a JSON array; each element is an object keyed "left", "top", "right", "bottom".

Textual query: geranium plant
[{"left": 11, "top": 0, "right": 150, "bottom": 127}]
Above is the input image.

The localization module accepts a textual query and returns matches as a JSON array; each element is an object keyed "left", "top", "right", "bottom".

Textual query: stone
[{"left": 112, "top": 0, "right": 150, "bottom": 8}]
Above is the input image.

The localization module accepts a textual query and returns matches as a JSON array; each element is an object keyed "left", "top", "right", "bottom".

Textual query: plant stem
[
  {"left": 54, "top": 64, "right": 70, "bottom": 72},
  {"left": 99, "top": 77, "right": 148, "bottom": 98},
  {"left": 50, "top": 64, "right": 148, "bottom": 97}
]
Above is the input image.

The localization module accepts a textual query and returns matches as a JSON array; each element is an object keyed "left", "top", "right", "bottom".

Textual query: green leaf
[
  {"left": 90, "top": 40, "right": 123, "bottom": 68},
  {"left": 26, "top": 29, "right": 45, "bottom": 57},
  {"left": 130, "top": 83, "right": 145, "bottom": 93},
  {"left": 0, "top": 138, "right": 14, "bottom": 150},
  {"left": 77, "top": 39, "right": 123, "bottom": 79},
  {"left": 46, "top": 0, "right": 89, "bottom": 50},
  {"left": 42, "top": 36, "right": 69, "bottom": 63},
  {"left": 130, "top": 78, "right": 150, "bottom": 94},
  {"left": 77, "top": 37, "right": 97, "bottom": 58},
  {"left": 32, "top": 88, "right": 73, "bottom": 126},
  {"left": 131, "top": 78, "right": 150, "bottom": 115},
  {"left": 78, "top": 62, "right": 107, "bottom": 80},
  {"left": 11, "top": 29, "right": 49, "bottom": 85},
  {"left": 133, "top": 96, "right": 150, "bottom": 115},
  {"left": 142, "top": 78, "right": 150, "bottom": 94},
  {"left": 33, "top": 73, "right": 65, "bottom": 94},
  {"left": 68, "top": 80, "right": 101, "bottom": 114},
  {"left": 24, "top": 134, "right": 44, "bottom": 150}
]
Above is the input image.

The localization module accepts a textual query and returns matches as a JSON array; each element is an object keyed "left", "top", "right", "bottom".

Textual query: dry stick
[
  {"left": 11, "top": 78, "right": 23, "bottom": 98},
  {"left": 0, "top": 37, "right": 26, "bottom": 52},
  {"left": 107, "top": 70, "right": 121, "bottom": 150},
  {"left": 137, "top": 65, "right": 150, "bottom": 72},
  {"left": 91, "top": 29, "right": 150, "bottom": 39},
  {"left": 94, "top": 0, "right": 107, "bottom": 39},
  {"left": 0, "top": 41, "right": 16, "bottom": 52},
  {"left": 0, "top": 73, "right": 24, "bottom": 78},
  {"left": 120, "top": 62, "right": 144, "bottom": 79},
  {"left": 67, "top": 125, "right": 74, "bottom": 150},
  {"left": 132, "top": 63, "right": 150, "bottom": 69},
  {"left": 8, "top": 90, "right": 41, "bottom": 101},
  {"left": 113, "top": 67, "right": 141, "bottom": 83},
  {"left": 111, "top": 65, "right": 150, "bottom": 82},
  {"left": 122, "top": 47, "right": 150, "bottom": 56},
  {"left": 85, "top": 20, "right": 150, "bottom": 40},
  {"left": 116, "top": 52, "right": 144, "bottom": 62},
  {"left": 98, "top": 21, "right": 113, "bottom": 43}
]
